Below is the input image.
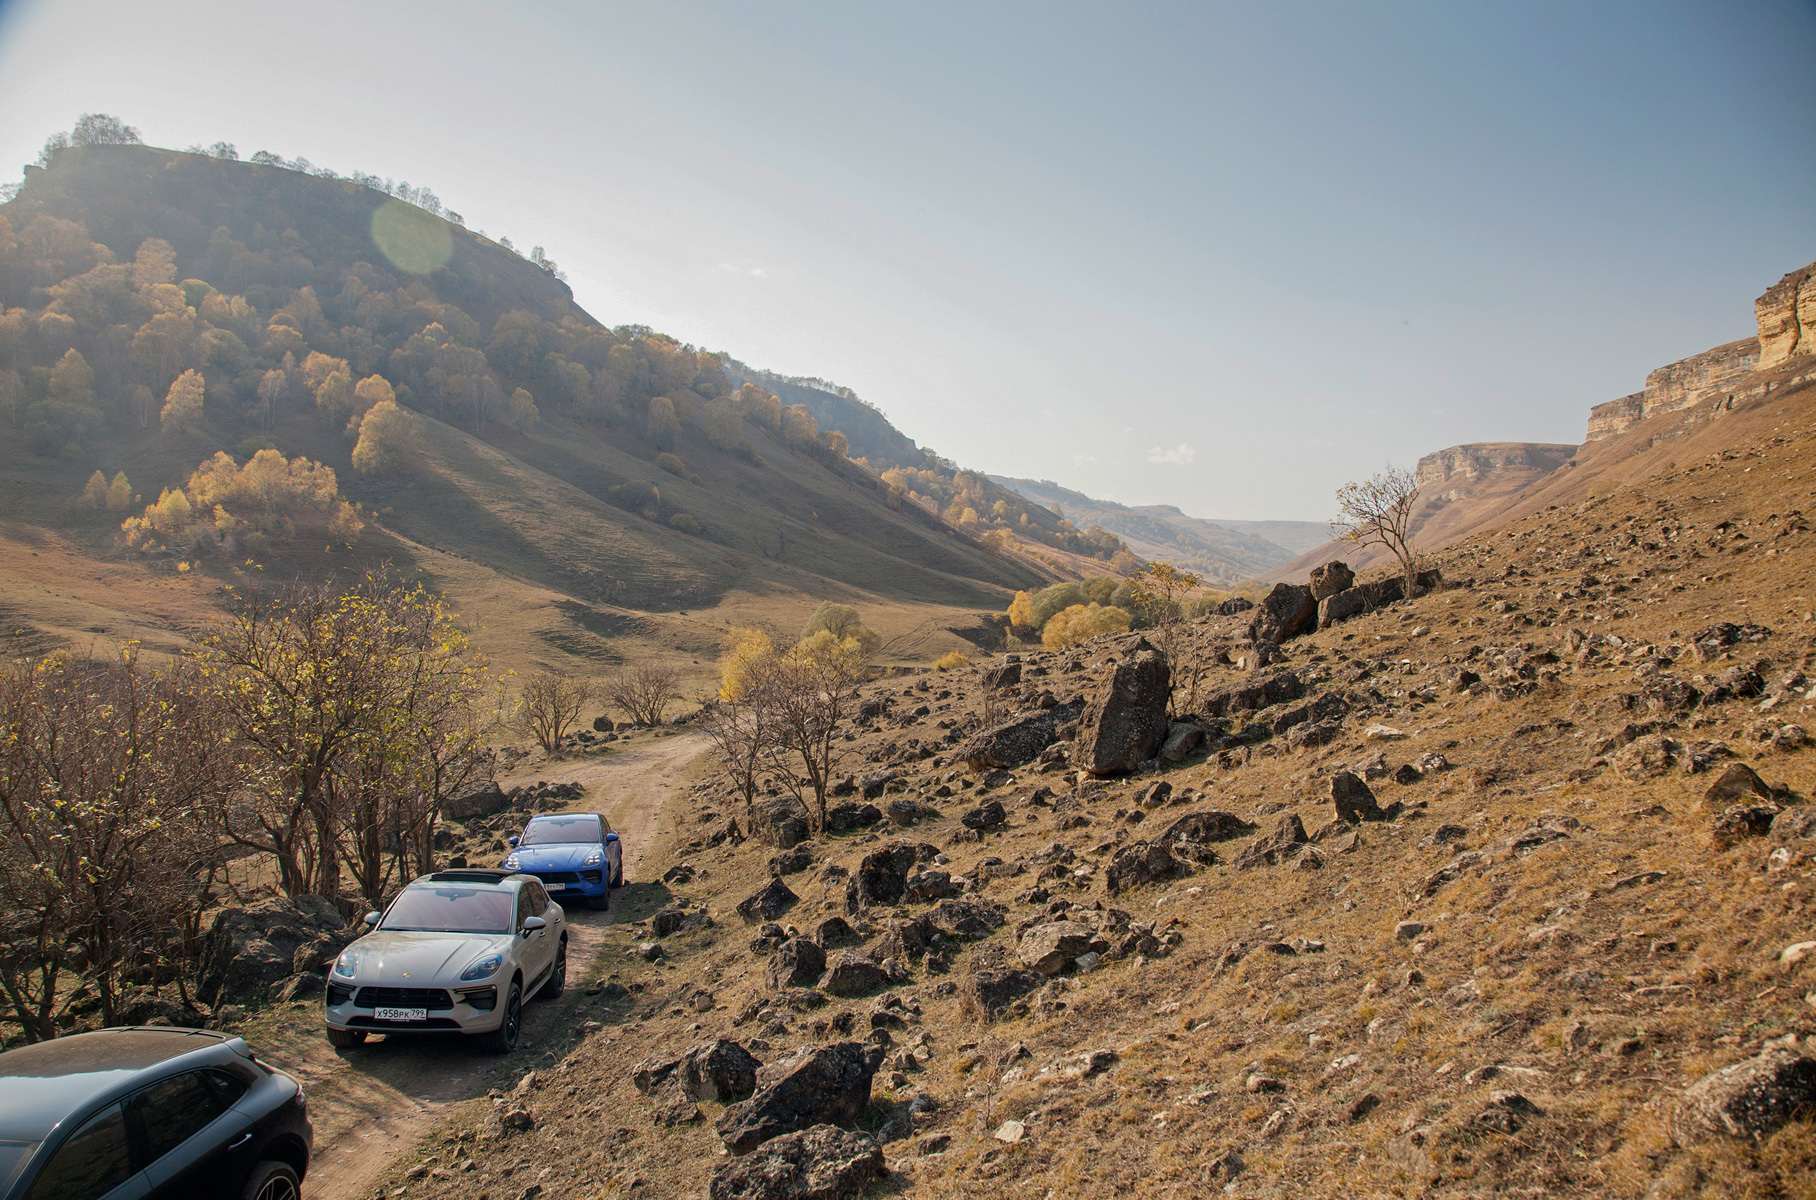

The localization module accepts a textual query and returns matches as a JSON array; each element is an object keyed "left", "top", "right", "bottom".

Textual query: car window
[
  {"left": 126, "top": 1071, "right": 222, "bottom": 1165},
  {"left": 23, "top": 1103, "right": 134, "bottom": 1200},
  {"left": 198, "top": 1069, "right": 249, "bottom": 1111},
  {"left": 517, "top": 815, "right": 600, "bottom": 845},
  {"left": 599, "top": 816, "right": 613, "bottom": 836},
  {"left": 515, "top": 885, "right": 535, "bottom": 929},
  {"left": 383, "top": 886, "right": 514, "bottom": 933},
  {"left": 526, "top": 881, "right": 550, "bottom": 913}
]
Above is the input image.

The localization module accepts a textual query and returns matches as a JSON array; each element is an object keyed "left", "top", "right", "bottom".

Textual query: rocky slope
[{"left": 371, "top": 374, "right": 1816, "bottom": 1200}]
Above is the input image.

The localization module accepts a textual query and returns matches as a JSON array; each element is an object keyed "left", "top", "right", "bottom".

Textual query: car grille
[
  {"left": 349, "top": 1016, "right": 462, "bottom": 1030},
  {"left": 354, "top": 986, "right": 453, "bottom": 1011},
  {"left": 534, "top": 870, "right": 581, "bottom": 884}
]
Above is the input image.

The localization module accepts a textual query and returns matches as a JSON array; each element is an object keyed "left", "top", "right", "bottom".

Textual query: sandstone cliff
[
  {"left": 1756, "top": 261, "right": 1816, "bottom": 369},
  {"left": 1585, "top": 339, "right": 1758, "bottom": 441}
]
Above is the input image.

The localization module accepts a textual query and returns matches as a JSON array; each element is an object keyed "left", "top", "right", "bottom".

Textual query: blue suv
[{"left": 501, "top": 812, "right": 622, "bottom": 910}]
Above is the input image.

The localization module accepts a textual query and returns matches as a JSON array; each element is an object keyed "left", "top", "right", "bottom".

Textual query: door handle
[{"left": 227, "top": 1132, "right": 253, "bottom": 1151}]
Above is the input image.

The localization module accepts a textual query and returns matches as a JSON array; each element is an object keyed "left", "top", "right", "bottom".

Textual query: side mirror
[
  {"left": 521, "top": 915, "right": 547, "bottom": 936},
  {"left": 506, "top": 835, "right": 519, "bottom": 847},
  {"left": 605, "top": 833, "right": 619, "bottom": 843},
  {"left": 363, "top": 911, "right": 381, "bottom": 927}
]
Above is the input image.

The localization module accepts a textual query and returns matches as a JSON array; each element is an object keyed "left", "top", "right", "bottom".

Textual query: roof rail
[{"left": 424, "top": 868, "right": 518, "bottom": 884}]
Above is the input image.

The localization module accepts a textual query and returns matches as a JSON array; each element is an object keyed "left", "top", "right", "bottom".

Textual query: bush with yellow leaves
[{"left": 1041, "top": 602, "right": 1131, "bottom": 649}]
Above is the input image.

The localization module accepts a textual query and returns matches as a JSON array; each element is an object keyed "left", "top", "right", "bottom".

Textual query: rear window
[
  {"left": 381, "top": 886, "right": 513, "bottom": 934},
  {"left": 518, "top": 815, "right": 600, "bottom": 846},
  {"left": 0, "top": 1142, "right": 38, "bottom": 1195}
]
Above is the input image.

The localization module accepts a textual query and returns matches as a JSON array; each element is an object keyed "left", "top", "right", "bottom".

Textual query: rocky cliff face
[
  {"left": 1584, "top": 339, "right": 1758, "bottom": 441},
  {"left": 1414, "top": 442, "right": 1578, "bottom": 502},
  {"left": 1756, "top": 262, "right": 1816, "bottom": 370}
]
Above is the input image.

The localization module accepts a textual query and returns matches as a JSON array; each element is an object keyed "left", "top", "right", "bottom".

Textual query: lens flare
[{"left": 370, "top": 198, "right": 451, "bottom": 275}]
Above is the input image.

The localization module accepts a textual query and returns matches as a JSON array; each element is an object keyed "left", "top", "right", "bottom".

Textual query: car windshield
[
  {"left": 518, "top": 815, "right": 600, "bottom": 846},
  {"left": 381, "top": 886, "right": 513, "bottom": 933}
]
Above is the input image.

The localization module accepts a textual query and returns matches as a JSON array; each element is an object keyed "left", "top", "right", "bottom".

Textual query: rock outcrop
[
  {"left": 1071, "top": 647, "right": 1170, "bottom": 775},
  {"left": 962, "top": 709, "right": 1058, "bottom": 771},
  {"left": 1247, "top": 583, "right": 1317, "bottom": 644},
  {"left": 707, "top": 1124, "right": 883, "bottom": 1200},
  {"left": 1755, "top": 261, "right": 1816, "bottom": 371},
  {"left": 1586, "top": 339, "right": 1760, "bottom": 441},
  {"left": 1671, "top": 1048, "right": 1816, "bottom": 1146},
  {"left": 196, "top": 896, "right": 351, "bottom": 1004},
  {"left": 716, "top": 1043, "right": 878, "bottom": 1154}
]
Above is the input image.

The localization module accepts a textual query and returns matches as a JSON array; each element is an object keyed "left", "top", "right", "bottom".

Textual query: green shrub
[
  {"left": 655, "top": 452, "right": 688, "bottom": 477},
  {"left": 669, "top": 513, "right": 700, "bottom": 534}
]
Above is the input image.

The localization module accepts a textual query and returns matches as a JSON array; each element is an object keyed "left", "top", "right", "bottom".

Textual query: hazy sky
[{"left": 2, "top": 1, "right": 1811, "bottom": 520}]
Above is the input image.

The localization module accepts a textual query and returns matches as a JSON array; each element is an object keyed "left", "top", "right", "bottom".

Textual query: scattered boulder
[
  {"left": 1690, "top": 622, "right": 1771, "bottom": 663},
  {"left": 981, "top": 662, "right": 1023, "bottom": 690},
  {"left": 1104, "top": 840, "right": 1177, "bottom": 895},
  {"left": 1309, "top": 560, "right": 1355, "bottom": 601},
  {"left": 738, "top": 879, "right": 800, "bottom": 925},
  {"left": 1018, "top": 922, "right": 1096, "bottom": 974},
  {"left": 1071, "top": 648, "right": 1171, "bottom": 775},
  {"left": 1159, "top": 722, "right": 1206, "bottom": 763},
  {"left": 1330, "top": 772, "right": 1385, "bottom": 823},
  {"left": 707, "top": 1124, "right": 883, "bottom": 1200},
  {"left": 858, "top": 770, "right": 897, "bottom": 800},
  {"left": 844, "top": 841, "right": 925, "bottom": 911},
  {"left": 196, "top": 896, "right": 351, "bottom": 1005},
  {"left": 751, "top": 796, "right": 813, "bottom": 850},
  {"left": 1614, "top": 734, "right": 1680, "bottom": 781},
  {"left": 963, "top": 710, "right": 1057, "bottom": 772},
  {"left": 1475, "top": 1091, "right": 1543, "bottom": 1135},
  {"left": 650, "top": 906, "right": 714, "bottom": 938},
  {"left": 1159, "top": 810, "right": 1253, "bottom": 845},
  {"left": 814, "top": 917, "right": 859, "bottom": 948},
  {"left": 682, "top": 1039, "right": 763, "bottom": 1105},
  {"left": 1703, "top": 762, "right": 1773, "bottom": 807},
  {"left": 904, "top": 869, "right": 960, "bottom": 902},
  {"left": 886, "top": 798, "right": 935, "bottom": 826},
  {"left": 1216, "top": 597, "right": 1254, "bottom": 616},
  {"left": 1235, "top": 813, "right": 1309, "bottom": 869},
  {"left": 823, "top": 803, "right": 883, "bottom": 833},
  {"left": 767, "top": 938, "right": 828, "bottom": 990},
  {"left": 443, "top": 779, "right": 509, "bottom": 822},
  {"left": 1711, "top": 803, "right": 1781, "bottom": 848},
  {"left": 1200, "top": 670, "right": 1305, "bottom": 719},
  {"left": 961, "top": 968, "right": 1045, "bottom": 1021},
  {"left": 716, "top": 1043, "right": 879, "bottom": 1154},
  {"left": 1248, "top": 583, "right": 1318, "bottom": 644},
  {"left": 1672, "top": 1049, "right": 1816, "bottom": 1146},
  {"left": 961, "top": 801, "right": 1007, "bottom": 831},
  {"left": 818, "top": 952, "right": 890, "bottom": 998}
]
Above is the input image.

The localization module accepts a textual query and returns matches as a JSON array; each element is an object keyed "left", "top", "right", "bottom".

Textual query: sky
[{"left": 1, "top": 1, "right": 1812, "bottom": 521}]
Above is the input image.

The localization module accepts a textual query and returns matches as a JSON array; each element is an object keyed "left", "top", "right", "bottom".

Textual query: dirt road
[{"left": 252, "top": 732, "right": 707, "bottom": 1200}]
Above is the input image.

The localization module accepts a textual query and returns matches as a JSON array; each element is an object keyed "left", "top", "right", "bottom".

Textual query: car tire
[
  {"left": 585, "top": 892, "right": 608, "bottom": 911},
  {"left": 325, "top": 1027, "right": 366, "bottom": 1049},
  {"left": 538, "top": 936, "right": 567, "bottom": 999},
  {"left": 476, "top": 980, "right": 522, "bottom": 1054},
  {"left": 240, "top": 1160, "right": 301, "bottom": 1200}
]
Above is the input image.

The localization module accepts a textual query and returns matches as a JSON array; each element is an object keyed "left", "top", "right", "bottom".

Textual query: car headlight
[
  {"left": 459, "top": 952, "right": 503, "bottom": 982},
  {"left": 502, "top": 853, "right": 521, "bottom": 870},
  {"left": 333, "top": 949, "right": 359, "bottom": 979},
  {"left": 582, "top": 847, "right": 602, "bottom": 867}
]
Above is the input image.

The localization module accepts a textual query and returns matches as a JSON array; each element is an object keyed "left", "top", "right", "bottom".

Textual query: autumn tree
[
  {"left": 1332, "top": 466, "right": 1422, "bottom": 601},
  {"left": 761, "top": 630, "right": 868, "bottom": 833},
  {"left": 604, "top": 664, "right": 683, "bottom": 727},
  {"left": 160, "top": 369, "right": 205, "bottom": 435},
  {"left": 351, "top": 399, "right": 420, "bottom": 475},
  {"left": 1041, "top": 603, "right": 1131, "bottom": 649},
  {"left": 800, "top": 602, "right": 881, "bottom": 658},
  {"left": 505, "top": 387, "right": 539, "bottom": 429},
  {"left": 647, "top": 394, "right": 680, "bottom": 450},
  {"left": 515, "top": 672, "right": 596, "bottom": 751}
]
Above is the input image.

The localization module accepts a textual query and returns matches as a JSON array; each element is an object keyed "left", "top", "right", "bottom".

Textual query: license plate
[
  {"left": 374, "top": 1007, "right": 426, "bottom": 1021},
  {"left": 544, "top": 882, "right": 566, "bottom": 891}
]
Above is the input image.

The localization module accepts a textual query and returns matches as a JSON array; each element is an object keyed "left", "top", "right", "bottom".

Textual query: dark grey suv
[{"left": 0, "top": 1028, "right": 311, "bottom": 1200}]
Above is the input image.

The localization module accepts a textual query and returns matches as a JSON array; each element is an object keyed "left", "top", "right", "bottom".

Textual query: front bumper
[
  {"left": 325, "top": 981, "right": 508, "bottom": 1034},
  {"left": 521, "top": 868, "right": 605, "bottom": 898}
]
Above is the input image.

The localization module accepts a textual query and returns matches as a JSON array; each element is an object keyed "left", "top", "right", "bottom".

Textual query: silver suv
[{"left": 324, "top": 870, "right": 566, "bottom": 1054}]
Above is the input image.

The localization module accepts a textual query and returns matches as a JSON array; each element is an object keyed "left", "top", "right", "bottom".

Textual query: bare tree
[
  {"left": 1332, "top": 466, "right": 1423, "bottom": 602},
  {"left": 604, "top": 664, "right": 682, "bottom": 727},
  {"left": 516, "top": 671, "right": 596, "bottom": 751},
  {"left": 700, "top": 691, "right": 777, "bottom": 834},
  {"left": 760, "top": 634, "right": 867, "bottom": 833}
]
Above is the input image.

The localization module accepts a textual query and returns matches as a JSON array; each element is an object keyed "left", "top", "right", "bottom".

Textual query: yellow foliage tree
[
  {"left": 1042, "top": 603, "right": 1132, "bottom": 650},
  {"left": 351, "top": 399, "right": 419, "bottom": 476},
  {"left": 1007, "top": 590, "right": 1035, "bottom": 629},
  {"left": 106, "top": 470, "right": 131, "bottom": 511},
  {"left": 718, "top": 628, "right": 777, "bottom": 701},
  {"left": 159, "top": 369, "right": 204, "bottom": 435},
  {"left": 123, "top": 449, "right": 362, "bottom": 554},
  {"left": 78, "top": 470, "right": 108, "bottom": 510}
]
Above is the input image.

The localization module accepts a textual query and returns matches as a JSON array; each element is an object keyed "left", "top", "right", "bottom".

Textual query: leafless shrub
[
  {"left": 604, "top": 664, "right": 682, "bottom": 727},
  {"left": 517, "top": 670, "right": 597, "bottom": 750}
]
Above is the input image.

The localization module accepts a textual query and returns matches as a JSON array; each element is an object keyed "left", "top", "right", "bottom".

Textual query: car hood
[
  {"left": 507, "top": 842, "right": 599, "bottom": 871},
  {"left": 344, "top": 931, "right": 511, "bottom": 984}
]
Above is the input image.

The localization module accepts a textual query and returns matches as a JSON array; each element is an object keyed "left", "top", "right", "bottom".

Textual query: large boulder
[
  {"left": 962, "top": 710, "right": 1058, "bottom": 772},
  {"left": 196, "top": 896, "right": 350, "bottom": 1004},
  {"left": 822, "top": 803, "right": 883, "bottom": 833},
  {"left": 1330, "top": 772, "right": 1385, "bottom": 822},
  {"left": 818, "top": 952, "right": 890, "bottom": 998},
  {"left": 767, "top": 938, "right": 828, "bottom": 990},
  {"left": 843, "top": 841, "right": 928, "bottom": 912},
  {"left": 1018, "top": 922, "right": 1096, "bottom": 974},
  {"left": 1248, "top": 583, "right": 1318, "bottom": 644},
  {"left": 1309, "top": 560, "right": 1355, "bottom": 602},
  {"left": 443, "top": 779, "right": 509, "bottom": 822},
  {"left": 961, "top": 967, "right": 1045, "bottom": 1021},
  {"left": 738, "top": 879, "right": 800, "bottom": 925},
  {"left": 1671, "top": 1049, "right": 1816, "bottom": 1146},
  {"left": 650, "top": 906, "right": 714, "bottom": 938},
  {"left": 1158, "top": 811, "right": 1254, "bottom": 846},
  {"left": 1235, "top": 813, "right": 1309, "bottom": 868},
  {"left": 751, "top": 796, "right": 813, "bottom": 850},
  {"left": 1072, "top": 648, "right": 1171, "bottom": 775},
  {"left": 961, "top": 801, "right": 1007, "bottom": 831},
  {"left": 1703, "top": 762, "right": 1773, "bottom": 807},
  {"left": 1200, "top": 670, "right": 1305, "bottom": 719},
  {"left": 707, "top": 1124, "right": 883, "bottom": 1200},
  {"left": 716, "top": 1043, "right": 878, "bottom": 1154},
  {"left": 682, "top": 1039, "right": 762, "bottom": 1105},
  {"left": 980, "top": 662, "right": 1023, "bottom": 690},
  {"left": 1104, "top": 840, "right": 1178, "bottom": 895}
]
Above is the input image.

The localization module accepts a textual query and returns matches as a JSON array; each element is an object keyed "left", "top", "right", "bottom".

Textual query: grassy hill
[{"left": 0, "top": 142, "right": 1132, "bottom": 679}]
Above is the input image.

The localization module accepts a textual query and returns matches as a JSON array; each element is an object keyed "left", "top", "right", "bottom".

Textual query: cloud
[{"left": 1146, "top": 442, "right": 1196, "bottom": 465}]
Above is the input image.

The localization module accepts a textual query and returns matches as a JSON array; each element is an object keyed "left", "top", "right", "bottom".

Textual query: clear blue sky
[{"left": 2, "top": 1, "right": 1811, "bottom": 520}]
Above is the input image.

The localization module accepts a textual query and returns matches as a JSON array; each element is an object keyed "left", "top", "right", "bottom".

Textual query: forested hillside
[{"left": 0, "top": 134, "right": 1132, "bottom": 669}]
